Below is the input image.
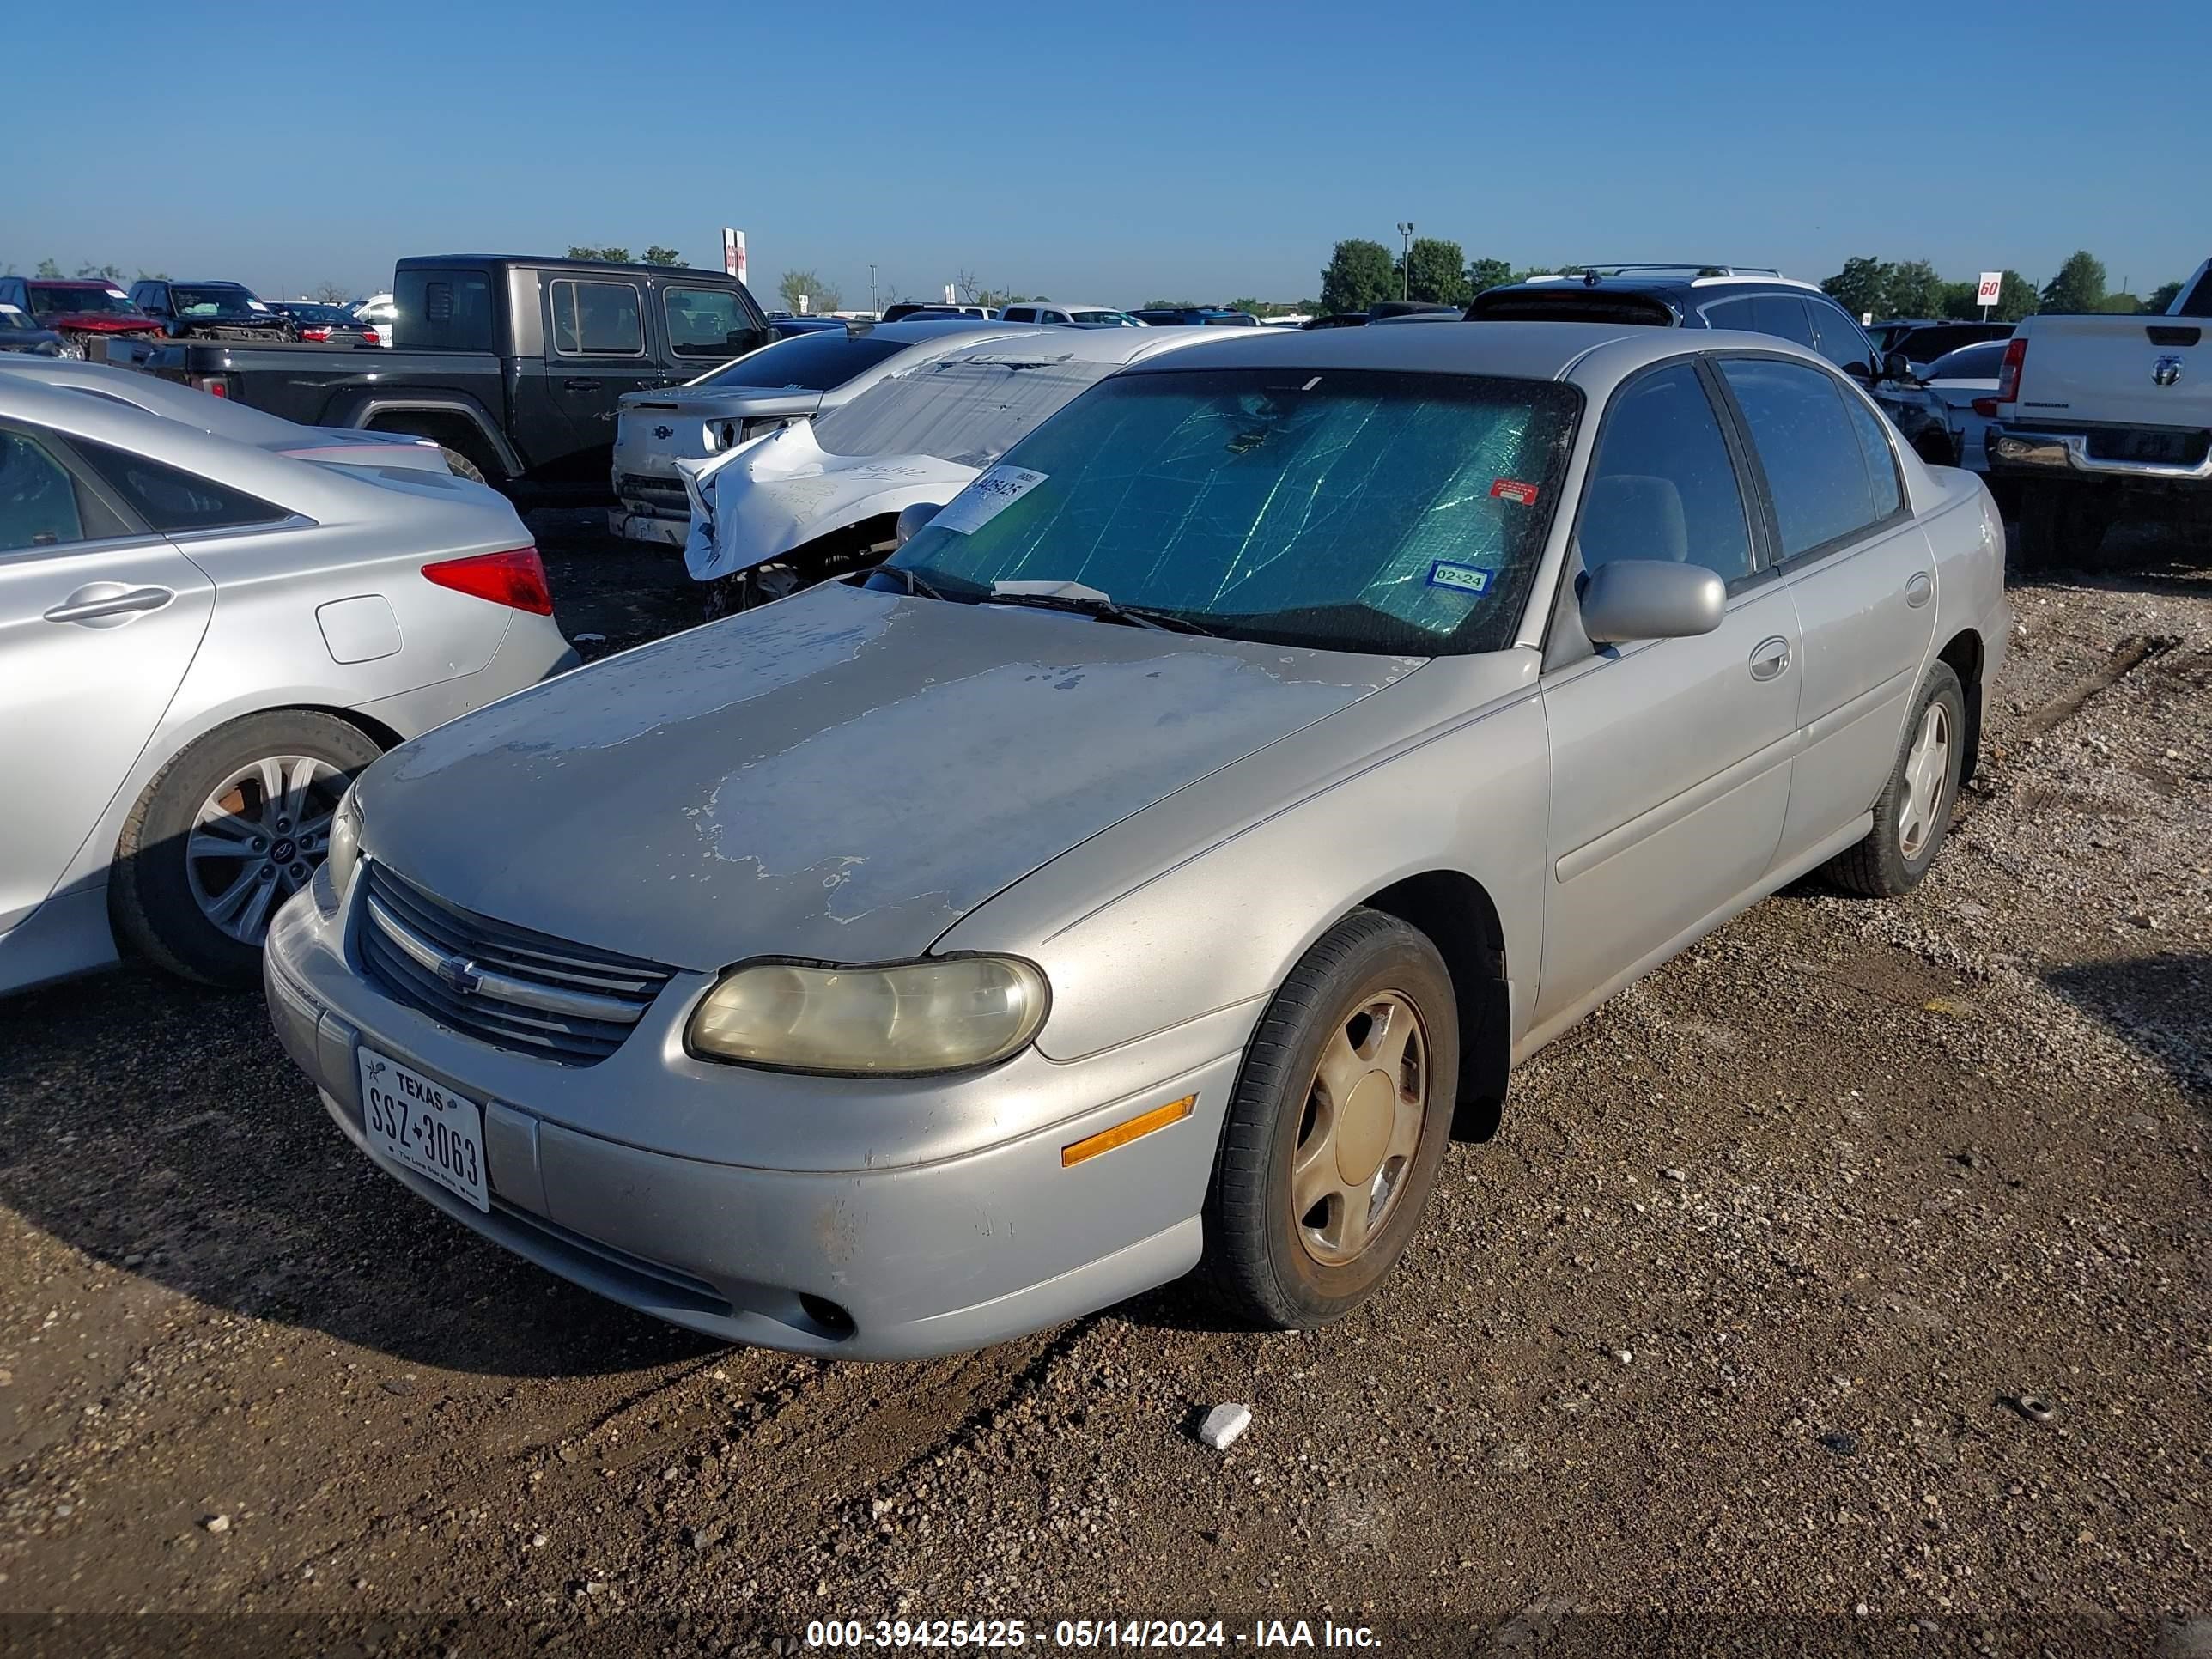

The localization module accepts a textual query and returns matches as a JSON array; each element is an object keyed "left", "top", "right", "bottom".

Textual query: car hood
[
  {"left": 360, "top": 580, "right": 1419, "bottom": 970},
  {"left": 42, "top": 312, "right": 158, "bottom": 331}
]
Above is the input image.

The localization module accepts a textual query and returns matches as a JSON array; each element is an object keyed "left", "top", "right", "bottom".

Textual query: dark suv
[
  {"left": 127, "top": 279, "right": 294, "bottom": 342},
  {"left": 1467, "top": 264, "right": 1881, "bottom": 380},
  {"left": 1467, "top": 265, "right": 1966, "bottom": 463}
]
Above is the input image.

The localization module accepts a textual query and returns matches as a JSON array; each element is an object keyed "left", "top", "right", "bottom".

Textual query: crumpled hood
[
  {"left": 679, "top": 418, "right": 977, "bottom": 581},
  {"left": 360, "top": 581, "right": 1418, "bottom": 971}
]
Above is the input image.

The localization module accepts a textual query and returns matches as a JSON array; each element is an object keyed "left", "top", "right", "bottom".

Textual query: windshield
[
  {"left": 886, "top": 367, "right": 1579, "bottom": 656},
  {"left": 173, "top": 285, "right": 264, "bottom": 315},
  {"left": 0, "top": 308, "right": 42, "bottom": 333},
  {"left": 1923, "top": 341, "right": 2006, "bottom": 380},
  {"left": 27, "top": 285, "right": 138, "bottom": 318},
  {"left": 697, "top": 331, "right": 905, "bottom": 392},
  {"left": 811, "top": 351, "right": 1135, "bottom": 467},
  {"left": 281, "top": 302, "right": 349, "bottom": 324},
  {"left": 1072, "top": 310, "right": 1139, "bottom": 326}
]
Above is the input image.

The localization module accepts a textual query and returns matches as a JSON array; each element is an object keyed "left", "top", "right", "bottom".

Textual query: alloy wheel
[
  {"left": 184, "top": 756, "right": 348, "bottom": 945},
  {"left": 1897, "top": 702, "right": 1952, "bottom": 860},
  {"left": 1291, "top": 991, "right": 1430, "bottom": 1266}
]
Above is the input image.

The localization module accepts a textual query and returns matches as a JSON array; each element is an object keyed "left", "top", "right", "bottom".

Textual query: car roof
[
  {"left": 399, "top": 253, "right": 737, "bottom": 283},
  {"left": 20, "top": 278, "right": 122, "bottom": 290},
  {"left": 854, "top": 319, "right": 1024, "bottom": 343},
  {"left": 926, "top": 325, "right": 1212, "bottom": 368},
  {"left": 1006, "top": 301, "right": 1120, "bottom": 313},
  {"left": 1112, "top": 317, "right": 1842, "bottom": 391}
]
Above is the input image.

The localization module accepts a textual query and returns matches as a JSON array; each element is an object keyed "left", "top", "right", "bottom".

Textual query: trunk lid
[{"left": 2008, "top": 314, "right": 2211, "bottom": 431}]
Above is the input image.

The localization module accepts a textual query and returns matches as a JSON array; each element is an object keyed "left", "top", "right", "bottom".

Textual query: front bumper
[
  {"left": 264, "top": 871, "right": 1244, "bottom": 1359},
  {"left": 1987, "top": 422, "right": 2212, "bottom": 486},
  {"left": 608, "top": 507, "right": 688, "bottom": 546}
]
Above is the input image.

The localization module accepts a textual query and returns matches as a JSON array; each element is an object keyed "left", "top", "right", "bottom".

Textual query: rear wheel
[
  {"left": 1823, "top": 664, "right": 1966, "bottom": 898},
  {"left": 111, "top": 710, "right": 383, "bottom": 987},
  {"left": 1199, "top": 909, "right": 1458, "bottom": 1328}
]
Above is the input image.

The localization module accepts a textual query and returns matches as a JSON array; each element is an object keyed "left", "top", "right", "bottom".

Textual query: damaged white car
[{"left": 678, "top": 328, "right": 1217, "bottom": 611}]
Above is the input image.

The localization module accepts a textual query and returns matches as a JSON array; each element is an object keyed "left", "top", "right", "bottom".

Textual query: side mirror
[
  {"left": 894, "top": 501, "right": 943, "bottom": 547},
  {"left": 1579, "top": 559, "right": 1725, "bottom": 645},
  {"left": 1880, "top": 349, "right": 1913, "bottom": 382}
]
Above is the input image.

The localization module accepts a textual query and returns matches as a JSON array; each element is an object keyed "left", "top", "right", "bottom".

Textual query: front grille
[
  {"left": 616, "top": 471, "right": 688, "bottom": 507},
  {"left": 357, "top": 864, "right": 675, "bottom": 1065}
]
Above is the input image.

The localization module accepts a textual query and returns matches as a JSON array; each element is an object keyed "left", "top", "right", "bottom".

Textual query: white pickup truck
[{"left": 1988, "top": 256, "right": 2212, "bottom": 568}]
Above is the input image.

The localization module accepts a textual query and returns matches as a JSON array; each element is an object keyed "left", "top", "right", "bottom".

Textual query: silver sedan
[
  {"left": 0, "top": 374, "right": 575, "bottom": 995},
  {"left": 266, "top": 321, "right": 2007, "bottom": 1358}
]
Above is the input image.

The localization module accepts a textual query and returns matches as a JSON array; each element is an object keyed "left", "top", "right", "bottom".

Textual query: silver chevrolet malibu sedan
[{"left": 265, "top": 321, "right": 2008, "bottom": 1358}]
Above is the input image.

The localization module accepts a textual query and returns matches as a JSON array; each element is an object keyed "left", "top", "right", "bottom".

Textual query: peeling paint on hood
[{"left": 360, "top": 581, "right": 1418, "bottom": 971}]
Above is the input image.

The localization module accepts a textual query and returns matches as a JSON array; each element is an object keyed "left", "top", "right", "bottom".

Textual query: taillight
[
  {"left": 191, "top": 374, "right": 232, "bottom": 398},
  {"left": 422, "top": 546, "right": 554, "bottom": 615},
  {"left": 300, "top": 326, "right": 331, "bottom": 342},
  {"left": 1971, "top": 398, "right": 1999, "bottom": 418},
  {"left": 362, "top": 327, "right": 380, "bottom": 345},
  {"left": 1996, "top": 337, "right": 2027, "bottom": 404}
]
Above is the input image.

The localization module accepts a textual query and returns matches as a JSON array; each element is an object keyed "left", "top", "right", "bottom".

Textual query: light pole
[
  {"left": 1397, "top": 222, "right": 1415, "bottom": 301},
  {"left": 869, "top": 263, "right": 878, "bottom": 318}
]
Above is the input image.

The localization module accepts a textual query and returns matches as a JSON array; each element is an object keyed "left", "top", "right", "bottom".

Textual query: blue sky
[{"left": 12, "top": 0, "right": 2206, "bottom": 307}]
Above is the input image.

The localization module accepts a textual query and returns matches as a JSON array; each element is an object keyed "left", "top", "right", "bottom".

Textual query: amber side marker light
[{"left": 1061, "top": 1094, "right": 1197, "bottom": 1168}]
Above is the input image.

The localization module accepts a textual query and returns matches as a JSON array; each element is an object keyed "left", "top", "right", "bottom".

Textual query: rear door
[
  {"left": 1714, "top": 355, "right": 1936, "bottom": 866},
  {"left": 0, "top": 422, "right": 214, "bottom": 932},
  {"left": 541, "top": 276, "right": 659, "bottom": 482}
]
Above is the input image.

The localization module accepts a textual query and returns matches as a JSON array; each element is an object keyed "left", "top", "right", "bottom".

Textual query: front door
[
  {"left": 0, "top": 424, "right": 213, "bottom": 933},
  {"left": 1713, "top": 356, "right": 1939, "bottom": 864},
  {"left": 1536, "top": 360, "right": 1802, "bottom": 1022}
]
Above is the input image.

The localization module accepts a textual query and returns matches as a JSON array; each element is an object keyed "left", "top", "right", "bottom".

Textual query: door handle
[
  {"left": 563, "top": 378, "right": 599, "bottom": 392},
  {"left": 43, "top": 585, "right": 176, "bottom": 626},
  {"left": 1748, "top": 635, "right": 1791, "bottom": 681},
  {"left": 1905, "top": 572, "right": 1934, "bottom": 608}
]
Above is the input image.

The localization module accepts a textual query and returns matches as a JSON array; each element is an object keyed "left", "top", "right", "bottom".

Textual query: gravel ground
[{"left": 0, "top": 511, "right": 2206, "bottom": 1658}]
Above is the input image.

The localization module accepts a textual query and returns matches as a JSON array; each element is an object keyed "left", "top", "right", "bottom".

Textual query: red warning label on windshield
[{"left": 1490, "top": 479, "right": 1540, "bottom": 506}]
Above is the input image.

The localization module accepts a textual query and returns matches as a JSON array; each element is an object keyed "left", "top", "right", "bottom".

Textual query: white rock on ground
[{"left": 1196, "top": 1404, "right": 1252, "bottom": 1451}]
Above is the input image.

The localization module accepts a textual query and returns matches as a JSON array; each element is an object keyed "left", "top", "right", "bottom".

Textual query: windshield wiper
[
  {"left": 880, "top": 563, "right": 951, "bottom": 601},
  {"left": 981, "top": 585, "right": 1221, "bottom": 636}
]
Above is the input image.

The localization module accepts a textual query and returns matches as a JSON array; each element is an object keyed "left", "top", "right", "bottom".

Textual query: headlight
[
  {"left": 687, "top": 956, "right": 1049, "bottom": 1074},
  {"left": 326, "top": 785, "right": 363, "bottom": 899}
]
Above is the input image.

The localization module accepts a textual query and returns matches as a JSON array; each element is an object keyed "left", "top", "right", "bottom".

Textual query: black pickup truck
[{"left": 149, "top": 255, "right": 772, "bottom": 501}]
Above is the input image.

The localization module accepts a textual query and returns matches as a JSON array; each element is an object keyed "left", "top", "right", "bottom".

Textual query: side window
[
  {"left": 1578, "top": 363, "right": 1754, "bottom": 584},
  {"left": 1750, "top": 295, "right": 1818, "bottom": 349},
  {"left": 1004, "top": 307, "right": 1035, "bottom": 322},
  {"left": 1838, "top": 389, "right": 1903, "bottom": 520},
  {"left": 0, "top": 430, "right": 88, "bottom": 553},
  {"left": 1808, "top": 302, "right": 1875, "bottom": 374},
  {"left": 1702, "top": 296, "right": 1758, "bottom": 332},
  {"left": 1719, "top": 358, "right": 1892, "bottom": 558},
  {"left": 396, "top": 269, "right": 495, "bottom": 351},
  {"left": 73, "top": 436, "right": 289, "bottom": 533},
  {"left": 663, "top": 286, "right": 753, "bottom": 358},
  {"left": 548, "top": 280, "right": 643, "bottom": 356}
]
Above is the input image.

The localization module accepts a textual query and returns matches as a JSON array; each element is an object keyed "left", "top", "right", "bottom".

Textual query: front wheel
[
  {"left": 1199, "top": 908, "right": 1459, "bottom": 1328},
  {"left": 1822, "top": 664, "right": 1966, "bottom": 898},
  {"left": 110, "top": 710, "right": 384, "bottom": 987}
]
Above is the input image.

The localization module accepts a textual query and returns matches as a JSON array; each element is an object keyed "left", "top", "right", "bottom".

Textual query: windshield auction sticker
[
  {"left": 1426, "top": 561, "right": 1492, "bottom": 595},
  {"left": 930, "top": 465, "right": 1048, "bottom": 535}
]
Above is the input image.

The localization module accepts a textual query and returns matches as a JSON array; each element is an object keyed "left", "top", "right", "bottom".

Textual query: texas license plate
[{"left": 357, "top": 1047, "right": 489, "bottom": 1212}]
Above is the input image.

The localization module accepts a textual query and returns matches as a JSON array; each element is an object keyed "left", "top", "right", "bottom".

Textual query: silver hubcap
[
  {"left": 1897, "top": 702, "right": 1952, "bottom": 860},
  {"left": 185, "top": 756, "right": 346, "bottom": 945},
  {"left": 1291, "top": 991, "right": 1429, "bottom": 1267}
]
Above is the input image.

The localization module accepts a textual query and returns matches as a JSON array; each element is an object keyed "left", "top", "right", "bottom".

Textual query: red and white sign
[
  {"left": 723, "top": 228, "right": 747, "bottom": 283},
  {"left": 1489, "top": 478, "right": 1540, "bottom": 507},
  {"left": 1976, "top": 270, "right": 2002, "bottom": 308}
]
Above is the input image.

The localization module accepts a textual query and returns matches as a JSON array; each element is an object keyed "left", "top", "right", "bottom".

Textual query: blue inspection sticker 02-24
[{"left": 1425, "top": 561, "right": 1492, "bottom": 596}]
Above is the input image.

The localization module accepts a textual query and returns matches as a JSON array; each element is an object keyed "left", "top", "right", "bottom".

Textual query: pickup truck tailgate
[{"left": 2014, "top": 315, "right": 2211, "bottom": 434}]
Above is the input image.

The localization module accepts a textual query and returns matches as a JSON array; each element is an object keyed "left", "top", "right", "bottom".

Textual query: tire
[
  {"left": 439, "top": 447, "right": 488, "bottom": 484},
  {"left": 1822, "top": 664, "right": 1966, "bottom": 899},
  {"left": 110, "top": 710, "right": 383, "bottom": 988},
  {"left": 1199, "top": 908, "right": 1459, "bottom": 1329}
]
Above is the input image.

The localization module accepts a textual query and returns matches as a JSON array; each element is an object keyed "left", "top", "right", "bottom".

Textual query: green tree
[
  {"left": 1990, "top": 270, "right": 2038, "bottom": 322},
  {"left": 1396, "top": 238, "right": 1469, "bottom": 306},
  {"left": 2096, "top": 291, "right": 2142, "bottom": 313},
  {"left": 2039, "top": 250, "right": 2106, "bottom": 314},
  {"left": 1820, "top": 256, "right": 1894, "bottom": 320},
  {"left": 1143, "top": 298, "right": 1197, "bottom": 311},
  {"left": 75, "top": 261, "right": 125, "bottom": 282},
  {"left": 1463, "top": 256, "right": 1515, "bottom": 295},
  {"left": 1884, "top": 259, "right": 1945, "bottom": 319},
  {"left": 134, "top": 268, "right": 170, "bottom": 283},
  {"left": 35, "top": 258, "right": 64, "bottom": 278},
  {"left": 1318, "top": 238, "right": 1396, "bottom": 316},
  {"left": 778, "top": 270, "right": 840, "bottom": 313},
  {"left": 2143, "top": 280, "right": 2185, "bottom": 313},
  {"left": 565, "top": 245, "right": 632, "bottom": 264},
  {"left": 1936, "top": 280, "right": 1981, "bottom": 319},
  {"left": 642, "top": 246, "right": 683, "bottom": 267}
]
